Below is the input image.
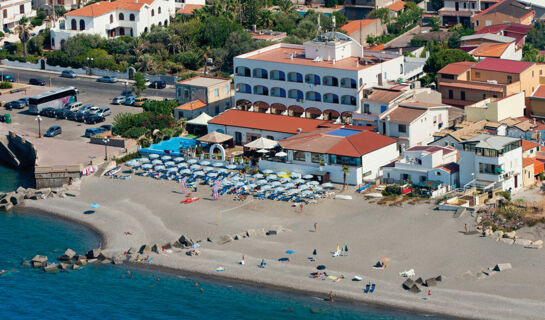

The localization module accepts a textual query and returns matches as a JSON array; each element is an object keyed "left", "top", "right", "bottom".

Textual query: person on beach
[
  {"left": 328, "top": 291, "right": 334, "bottom": 302},
  {"left": 314, "top": 222, "right": 317, "bottom": 232},
  {"left": 344, "top": 245, "right": 348, "bottom": 256},
  {"left": 465, "top": 224, "right": 469, "bottom": 233}
]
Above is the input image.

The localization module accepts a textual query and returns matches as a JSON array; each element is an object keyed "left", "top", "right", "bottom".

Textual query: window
[
  {"left": 184, "top": 89, "right": 189, "bottom": 99},
  {"left": 119, "top": 13, "right": 124, "bottom": 20},
  {"left": 2, "top": 9, "right": 6, "bottom": 18},
  {"left": 110, "top": 14, "right": 114, "bottom": 23},
  {"left": 448, "top": 90, "right": 453, "bottom": 99},
  {"left": 151, "top": 9, "right": 155, "bottom": 16},
  {"left": 398, "top": 124, "right": 406, "bottom": 133},
  {"left": 130, "top": 13, "right": 135, "bottom": 21},
  {"left": 311, "top": 153, "right": 322, "bottom": 163},
  {"left": 19, "top": 4, "right": 24, "bottom": 14},
  {"left": 294, "top": 151, "right": 306, "bottom": 162},
  {"left": 71, "top": 19, "right": 77, "bottom": 30},
  {"left": 461, "top": 91, "right": 466, "bottom": 101},
  {"left": 158, "top": 7, "right": 161, "bottom": 14},
  {"left": 475, "top": 72, "right": 480, "bottom": 78},
  {"left": 400, "top": 64, "right": 403, "bottom": 74},
  {"left": 479, "top": 163, "right": 501, "bottom": 174},
  {"left": 364, "top": 103, "right": 370, "bottom": 113},
  {"left": 79, "top": 19, "right": 85, "bottom": 30},
  {"left": 214, "top": 88, "right": 219, "bottom": 97},
  {"left": 532, "top": 71, "right": 534, "bottom": 77},
  {"left": 215, "top": 105, "right": 220, "bottom": 115},
  {"left": 329, "top": 155, "right": 361, "bottom": 166},
  {"left": 225, "top": 85, "right": 229, "bottom": 94},
  {"left": 441, "top": 74, "right": 454, "bottom": 80},
  {"left": 485, "top": 20, "right": 492, "bottom": 26},
  {"left": 507, "top": 75, "right": 512, "bottom": 83},
  {"left": 380, "top": 105, "right": 387, "bottom": 113}
]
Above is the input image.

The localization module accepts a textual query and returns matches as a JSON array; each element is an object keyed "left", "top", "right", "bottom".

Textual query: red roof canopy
[{"left": 472, "top": 58, "right": 533, "bottom": 73}]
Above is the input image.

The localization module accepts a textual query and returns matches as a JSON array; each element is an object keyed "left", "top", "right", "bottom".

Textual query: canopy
[
  {"left": 244, "top": 137, "right": 278, "bottom": 150},
  {"left": 197, "top": 131, "right": 233, "bottom": 144},
  {"left": 275, "top": 151, "right": 287, "bottom": 157},
  {"left": 186, "top": 112, "right": 213, "bottom": 126}
]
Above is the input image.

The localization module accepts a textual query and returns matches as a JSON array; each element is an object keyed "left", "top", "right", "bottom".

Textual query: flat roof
[{"left": 177, "top": 76, "right": 230, "bottom": 87}]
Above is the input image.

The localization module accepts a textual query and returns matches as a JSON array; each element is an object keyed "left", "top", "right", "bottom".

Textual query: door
[
  {"left": 455, "top": 2, "right": 459, "bottom": 11},
  {"left": 514, "top": 175, "right": 518, "bottom": 189}
]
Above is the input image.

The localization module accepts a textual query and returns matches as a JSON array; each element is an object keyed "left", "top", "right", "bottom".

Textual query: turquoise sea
[{"left": 0, "top": 165, "right": 446, "bottom": 320}]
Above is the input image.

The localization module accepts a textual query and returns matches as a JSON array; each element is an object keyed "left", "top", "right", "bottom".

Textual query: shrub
[{"left": 0, "top": 81, "right": 13, "bottom": 89}]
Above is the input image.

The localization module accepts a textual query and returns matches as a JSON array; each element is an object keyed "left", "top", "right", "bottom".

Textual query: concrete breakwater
[
  {"left": 0, "top": 131, "right": 36, "bottom": 169},
  {"left": 0, "top": 180, "right": 81, "bottom": 212}
]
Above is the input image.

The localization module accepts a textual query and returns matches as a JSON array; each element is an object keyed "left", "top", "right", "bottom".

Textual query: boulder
[
  {"left": 0, "top": 192, "right": 14, "bottom": 203},
  {"left": 31, "top": 255, "right": 48, "bottom": 268},
  {"left": 112, "top": 256, "right": 125, "bottom": 265},
  {"left": 415, "top": 277, "right": 423, "bottom": 284},
  {"left": 503, "top": 231, "right": 516, "bottom": 239},
  {"left": 16, "top": 186, "right": 26, "bottom": 194},
  {"left": 499, "top": 238, "right": 514, "bottom": 245},
  {"left": 76, "top": 259, "right": 87, "bottom": 266},
  {"left": 267, "top": 230, "right": 278, "bottom": 236},
  {"left": 483, "top": 228, "right": 493, "bottom": 237},
  {"left": 424, "top": 278, "right": 437, "bottom": 287},
  {"left": 127, "top": 247, "right": 137, "bottom": 254},
  {"left": 9, "top": 193, "right": 24, "bottom": 205},
  {"left": 246, "top": 229, "right": 256, "bottom": 237},
  {"left": 494, "top": 263, "right": 512, "bottom": 272},
  {"left": 86, "top": 249, "right": 101, "bottom": 259},
  {"left": 493, "top": 230, "right": 504, "bottom": 238},
  {"left": 0, "top": 203, "right": 13, "bottom": 211},
  {"left": 43, "top": 263, "right": 59, "bottom": 273},
  {"left": 409, "top": 284, "right": 421, "bottom": 293},
  {"left": 58, "top": 248, "right": 76, "bottom": 261},
  {"left": 139, "top": 244, "right": 152, "bottom": 254},
  {"left": 87, "top": 258, "right": 97, "bottom": 263},
  {"left": 151, "top": 244, "right": 160, "bottom": 253},
  {"left": 402, "top": 278, "right": 414, "bottom": 290},
  {"left": 72, "top": 264, "right": 81, "bottom": 270},
  {"left": 98, "top": 252, "right": 112, "bottom": 261},
  {"left": 532, "top": 240, "right": 544, "bottom": 246},
  {"left": 178, "top": 235, "right": 193, "bottom": 247},
  {"left": 514, "top": 239, "right": 532, "bottom": 246},
  {"left": 59, "top": 262, "right": 71, "bottom": 270}
]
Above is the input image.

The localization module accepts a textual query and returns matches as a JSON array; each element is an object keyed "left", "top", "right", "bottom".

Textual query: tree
[
  {"left": 258, "top": 9, "right": 274, "bottom": 29},
  {"left": 369, "top": 8, "right": 390, "bottom": 24},
  {"left": 429, "top": 17, "right": 440, "bottom": 31},
  {"left": 325, "top": 0, "right": 337, "bottom": 8},
  {"left": 331, "top": 11, "right": 346, "bottom": 29},
  {"left": 526, "top": 21, "right": 545, "bottom": 50},
  {"left": 448, "top": 35, "right": 460, "bottom": 49},
  {"left": 430, "top": 0, "right": 444, "bottom": 11},
  {"left": 423, "top": 48, "right": 475, "bottom": 84},
  {"left": 342, "top": 165, "right": 350, "bottom": 191},
  {"left": 522, "top": 44, "right": 539, "bottom": 62},
  {"left": 15, "top": 16, "right": 31, "bottom": 56},
  {"left": 132, "top": 72, "right": 147, "bottom": 96},
  {"left": 278, "top": 0, "right": 295, "bottom": 14}
]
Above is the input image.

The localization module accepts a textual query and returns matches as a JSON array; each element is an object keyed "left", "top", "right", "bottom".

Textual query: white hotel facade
[{"left": 233, "top": 32, "right": 413, "bottom": 122}]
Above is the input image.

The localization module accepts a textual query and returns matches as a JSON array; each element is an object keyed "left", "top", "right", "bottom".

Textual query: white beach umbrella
[
  {"left": 141, "top": 164, "right": 153, "bottom": 170},
  {"left": 180, "top": 169, "right": 191, "bottom": 174},
  {"left": 287, "top": 188, "right": 301, "bottom": 195},
  {"left": 207, "top": 172, "right": 218, "bottom": 177},
  {"left": 174, "top": 157, "right": 184, "bottom": 162},
  {"left": 161, "top": 155, "right": 172, "bottom": 161},
  {"left": 247, "top": 183, "right": 257, "bottom": 189},
  {"left": 226, "top": 164, "right": 237, "bottom": 170},
  {"left": 148, "top": 154, "right": 160, "bottom": 159},
  {"left": 154, "top": 165, "right": 165, "bottom": 171},
  {"left": 190, "top": 164, "right": 201, "bottom": 170},
  {"left": 126, "top": 159, "right": 139, "bottom": 167},
  {"left": 293, "top": 178, "right": 305, "bottom": 184},
  {"left": 203, "top": 166, "right": 214, "bottom": 172},
  {"left": 271, "top": 181, "right": 282, "bottom": 187},
  {"left": 253, "top": 173, "right": 264, "bottom": 179},
  {"left": 218, "top": 168, "right": 227, "bottom": 173},
  {"left": 188, "top": 159, "right": 198, "bottom": 164},
  {"left": 276, "top": 171, "right": 287, "bottom": 176},
  {"left": 137, "top": 157, "right": 150, "bottom": 163},
  {"left": 322, "top": 182, "right": 334, "bottom": 189},
  {"left": 291, "top": 172, "right": 302, "bottom": 179},
  {"left": 257, "top": 149, "right": 269, "bottom": 154},
  {"left": 213, "top": 162, "right": 224, "bottom": 167},
  {"left": 168, "top": 167, "right": 177, "bottom": 172},
  {"left": 267, "top": 174, "right": 278, "bottom": 180},
  {"left": 309, "top": 181, "right": 320, "bottom": 185},
  {"left": 303, "top": 174, "right": 313, "bottom": 179},
  {"left": 235, "top": 182, "right": 245, "bottom": 187},
  {"left": 263, "top": 169, "right": 274, "bottom": 174},
  {"left": 194, "top": 171, "right": 205, "bottom": 176},
  {"left": 256, "top": 179, "right": 268, "bottom": 185},
  {"left": 177, "top": 163, "right": 188, "bottom": 168},
  {"left": 200, "top": 160, "right": 211, "bottom": 166},
  {"left": 231, "top": 176, "right": 241, "bottom": 181},
  {"left": 280, "top": 177, "right": 291, "bottom": 183},
  {"left": 164, "top": 161, "right": 176, "bottom": 167},
  {"left": 275, "top": 187, "right": 286, "bottom": 192},
  {"left": 275, "top": 151, "right": 287, "bottom": 157},
  {"left": 284, "top": 183, "right": 295, "bottom": 188},
  {"left": 152, "top": 159, "right": 162, "bottom": 165},
  {"left": 314, "top": 186, "right": 324, "bottom": 191},
  {"left": 298, "top": 184, "right": 310, "bottom": 190},
  {"left": 261, "top": 185, "right": 272, "bottom": 191}
]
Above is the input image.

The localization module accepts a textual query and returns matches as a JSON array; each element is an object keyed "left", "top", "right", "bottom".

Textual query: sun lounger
[
  {"left": 369, "top": 283, "right": 375, "bottom": 293},
  {"left": 364, "top": 283, "right": 370, "bottom": 293}
]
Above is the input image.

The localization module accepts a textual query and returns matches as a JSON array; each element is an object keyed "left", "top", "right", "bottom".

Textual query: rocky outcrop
[
  {"left": 112, "top": 255, "right": 125, "bottom": 265},
  {"left": 31, "top": 255, "right": 48, "bottom": 268},
  {"left": 127, "top": 247, "right": 137, "bottom": 254}
]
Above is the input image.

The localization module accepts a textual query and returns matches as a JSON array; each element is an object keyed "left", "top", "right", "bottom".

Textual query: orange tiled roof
[
  {"left": 68, "top": 0, "right": 155, "bottom": 17},
  {"left": 438, "top": 61, "right": 475, "bottom": 75},
  {"left": 522, "top": 139, "right": 540, "bottom": 151},
  {"left": 176, "top": 100, "right": 206, "bottom": 111},
  {"left": 535, "top": 158, "right": 545, "bottom": 174},
  {"left": 386, "top": 0, "right": 406, "bottom": 12},
  {"left": 532, "top": 85, "right": 545, "bottom": 99},
  {"left": 340, "top": 19, "right": 379, "bottom": 35},
  {"left": 368, "top": 44, "right": 384, "bottom": 51},
  {"left": 471, "top": 42, "right": 510, "bottom": 58},
  {"left": 176, "top": 4, "right": 203, "bottom": 15},
  {"left": 523, "top": 157, "right": 534, "bottom": 168}
]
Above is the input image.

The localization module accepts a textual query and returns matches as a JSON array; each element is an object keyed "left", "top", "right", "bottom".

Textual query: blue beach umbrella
[
  {"left": 137, "top": 157, "right": 150, "bottom": 163},
  {"left": 152, "top": 159, "right": 162, "bottom": 165},
  {"left": 285, "top": 250, "right": 295, "bottom": 254},
  {"left": 90, "top": 203, "right": 100, "bottom": 208},
  {"left": 141, "top": 164, "right": 153, "bottom": 170},
  {"left": 177, "top": 163, "right": 187, "bottom": 168}
]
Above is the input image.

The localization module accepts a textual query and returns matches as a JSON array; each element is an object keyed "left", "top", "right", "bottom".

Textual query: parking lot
[{"left": 0, "top": 66, "right": 176, "bottom": 143}]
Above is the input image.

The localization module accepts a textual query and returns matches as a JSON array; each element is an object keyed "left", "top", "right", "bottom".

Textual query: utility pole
[
  {"left": 35, "top": 115, "right": 42, "bottom": 138},
  {"left": 103, "top": 137, "right": 110, "bottom": 160}
]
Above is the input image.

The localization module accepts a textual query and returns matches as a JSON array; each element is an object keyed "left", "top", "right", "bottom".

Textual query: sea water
[{"left": 0, "top": 165, "right": 446, "bottom": 320}]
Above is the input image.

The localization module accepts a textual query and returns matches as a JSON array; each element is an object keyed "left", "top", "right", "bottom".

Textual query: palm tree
[
  {"left": 278, "top": 0, "right": 295, "bottom": 14},
  {"left": 15, "top": 16, "right": 31, "bottom": 56},
  {"left": 259, "top": 9, "right": 274, "bottom": 29},
  {"left": 341, "top": 165, "right": 350, "bottom": 191}
]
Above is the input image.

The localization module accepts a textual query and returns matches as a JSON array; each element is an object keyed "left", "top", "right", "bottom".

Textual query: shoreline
[{"left": 17, "top": 204, "right": 456, "bottom": 319}]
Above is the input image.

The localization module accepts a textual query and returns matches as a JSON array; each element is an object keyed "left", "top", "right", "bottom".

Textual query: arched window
[
  {"left": 323, "top": 76, "right": 338, "bottom": 87},
  {"left": 323, "top": 93, "right": 339, "bottom": 104},
  {"left": 151, "top": 9, "right": 155, "bottom": 16},
  {"left": 110, "top": 14, "right": 113, "bottom": 24},
  {"left": 270, "top": 87, "right": 286, "bottom": 98},
  {"left": 144, "top": 27, "right": 148, "bottom": 33},
  {"left": 158, "top": 21, "right": 162, "bottom": 26},
  {"left": 129, "top": 13, "right": 135, "bottom": 21},
  {"left": 287, "top": 72, "right": 303, "bottom": 83},
  {"left": 400, "top": 64, "right": 404, "bottom": 74},
  {"left": 253, "top": 85, "right": 268, "bottom": 96},
  {"left": 305, "top": 91, "right": 321, "bottom": 102},
  {"left": 164, "top": 19, "right": 168, "bottom": 26},
  {"left": 119, "top": 13, "right": 124, "bottom": 20},
  {"left": 341, "top": 78, "right": 357, "bottom": 89},
  {"left": 158, "top": 7, "right": 161, "bottom": 14},
  {"left": 235, "top": 83, "right": 251, "bottom": 94},
  {"left": 341, "top": 95, "right": 357, "bottom": 106},
  {"left": 304, "top": 74, "right": 320, "bottom": 85},
  {"left": 236, "top": 66, "right": 251, "bottom": 77},
  {"left": 288, "top": 89, "right": 304, "bottom": 100},
  {"left": 71, "top": 19, "right": 77, "bottom": 30},
  {"left": 252, "top": 68, "right": 268, "bottom": 79},
  {"left": 270, "top": 70, "right": 285, "bottom": 81},
  {"left": 79, "top": 19, "right": 85, "bottom": 30},
  {"left": 119, "top": 28, "right": 125, "bottom": 36}
]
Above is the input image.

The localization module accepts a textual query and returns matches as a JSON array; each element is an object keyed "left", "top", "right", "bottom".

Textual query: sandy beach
[{"left": 22, "top": 174, "right": 545, "bottom": 320}]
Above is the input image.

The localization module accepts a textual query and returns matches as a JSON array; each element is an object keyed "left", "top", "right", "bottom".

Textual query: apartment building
[
  {"left": 50, "top": 0, "right": 175, "bottom": 50},
  {"left": 233, "top": 32, "right": 411, "bottom": 123},
  {"left": 472, "top": 0, "right": 535, "bottom": 31},
  {"left": 439, "top": 0, "right": 499, "bottom": 27},
  {"left": 0, "top": 0, "right": 35, "bottom": 31},
  {"left": 459, "top": 33, "right": 521, "bottom": 61},
  {"left": 174, "top": 76, "right": 233, "bottom": 120},
  {"left": 344, "top": 0, "right": 398, "bottom": 20}
]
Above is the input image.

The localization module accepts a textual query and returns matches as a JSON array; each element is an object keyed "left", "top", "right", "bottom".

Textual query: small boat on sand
[{"left": 105, "top": 166, "right": 121, "bottom": 176}]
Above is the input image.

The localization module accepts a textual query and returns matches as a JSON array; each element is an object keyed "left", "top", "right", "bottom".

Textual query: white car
[
  {"left": 112, "top": 96, "right": 126, "bottom": 104},
  {"left": 97, "top": 107, "right": 111, "bottom": 117}
]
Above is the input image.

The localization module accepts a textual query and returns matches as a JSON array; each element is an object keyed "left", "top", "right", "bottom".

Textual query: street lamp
[
  {"left": 87, "top": 57, "right": 94, "bottom": 75},
  {"left": 124, "top": 81, "right": 128, "bottom": 91},
  {"left": 35, "top": 115, "right": 42, "bottom": 138},
  {"left": 103, "top": 137, "right": 110, "bottom": 160}
]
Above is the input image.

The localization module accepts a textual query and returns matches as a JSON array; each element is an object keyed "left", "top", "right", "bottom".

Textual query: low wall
[
  {"left": 89, "top": 134, "right": 138, "bottom": 149},
  {"left": 34, "top": 164, "right": 82, "bottom": 189}
]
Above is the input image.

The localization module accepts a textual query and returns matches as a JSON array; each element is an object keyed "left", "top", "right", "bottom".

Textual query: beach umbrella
[
  {"left": 322, "top": 183, "right": 334, "bottom": 189},
  {"left": 154, "top": 165, "right": 165, "bottom": 171},
  {"left": 188, "top": 159, "right": 198, "bottom": 164},
  {"left": 180, "top": 169, "right": 191, "bottom": 174},
  {"left": 148, "top": 154, "right": 160, "bottom": 159},
  {"left": 280, "top": 177, "right": 291, "bottom": 182},
  {"left": 235, "top": 182, "right": 245, "bottom": 187},
  {"left": 174, "top": 157, "right": 184, "bottom": 162},
  {"left": 293, "top": 178, "right": 305, "bottom": 184},
  {"left": 261, "top": 185, "right": 272, "bottom": 191},
  {"left": 317, "top": 265, "right": 326, "bottom": 270},
  {"left": 253, "top": 173, "right": 264, "bottom": 178},
  {"left": 168, "top": 167, "right": 177, "bottom": 172},
  {"left": 291, "top": 172, "right": 301, "bottom": 179},
  {"left": 90, "top": 203, "right": 100, "bottom": 208},
  {"left": 287, "top": 189, "right": 301, "bottom": 195},
  {"left": 298, "top": 184, "right": 310, "bottom": 190},
  {"left": 284, "top": 183, "right": 295, "bottom": 188},
  {"left": 247, "top": 183, "right": 257, "bottom": 189},
  {"left": 314, "top": 186, "right": 324, "bottom": 191},
  {"left": 256, "top": 179, "right": 267, "bottom": 185},
  {"left": 207, "top": 172, "right": 218, "bottom": 177},
  {"left": 274, "top": 187, "right": 285, "bottom": 192},
  {"left": 309, "top": 181, "right": 320, "bottom": 185},
  {"left": 161, "top": 155, "right": 172, "bottom": 161},
  {"left": 303, "top": 174, "right": 313, "bottom": 179},
  {"left": 267, "top": 174, "right": 278, "bottom": 180},
  {"left": 271, "top": 181, "right": 282, "bottom": 187},
  {"left": 177, "top": 163, "right": 187, "bottom": 168},
  {"left": 276, "top": 171, "right": 287, "bottom": 176},
  {"left": 218, "top": 168, "right": 227, "bottom": 173},
  {"left": 200, "top": 160, "right": 211, "bottom": 166},
  {"left": 137, "top": 157, "right": 150, "bottom": 163},
  {"left": 263, "top": 169, "right": 274, "bottom": 174},
  {"left": 301, "top": 190, "right": 314, "bottom": 197},
  {"left": 257, "top": 149, "right": 269, "bottom": 154},
  {"left": 152, "top": 159, "right": 162, "bottom": 165},
  {"left": 164, "top": 161, "right": 175, "bottom": 167},
  {"left": 285, "top": 250, "right": 295, "bottom": 254},
  {"left": 226, "top": 164, "right": 237, "bottom": 170},
  {"left": 194, "top": 171, "right": 205, "bottom": 176},
  {"left": 126, "top": 159, "right": 139, "bottom": 166},
  {"left": 275, "top": 151, "right": 287, "bottom": 157},
  {"left": 213, "top": 162, "right": 224, "bottom": 167},
  {"left": 203, "top": 166, "right": 214, "bottom": 172},
  {"left": 190, "top": 164, "right": 201, "bottom": 170},
  {"left": 231, "top": 176, "right": 241, "bottom": 181},
  {"left": 278, "top": 257, "right": 289, "bottom": 262},
  {"left": 141, "top": 164, "right": 153, "bottom": 170}
]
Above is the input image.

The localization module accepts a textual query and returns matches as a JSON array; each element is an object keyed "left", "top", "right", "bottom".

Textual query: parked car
[
  {"left": 133, "top": 97, "right": 148, "bottom": 107},
  {"left": 75, "top": 105, "right": 94, "bottom": 122},
  {"left": 5, "top": 100, "right": 25, "bottom": 110},
  {"left": 0, "top": 74, "right": 15, "bottom": 82},
  {"left": 112, "top": 96, "right": 126, "bottom": 105},
  {"left": 67, "top": 111, "right": 79, "bottom": 121},
  {"left": 61, "top": 70, "right": 77, "bottom": 78},
  {"left": 40, "top": 107, "right": 57, "bottom": 117},
  {"left": 97, "top": 107, "right": 111, "bottom": 117},
  {"left": 17, "top": 97, "right": 29, "bottom": 107},
  {"left": 100, "top": 124, "right": 113, "bottom": 131},
  {"left": 64, "top": 101, "right": 82, "bottom": 112},
  {"left": 84, "top": 113, "right": 105, "bottom": 124},
  {"left": 29, "top": 78, "right": 46, "bottom": 86},
  {"left": 44, "top": 126, "right": 62, "bottom": 137},
  {"left": 149, "top": 80, "right": 166, "bottom": 89},
  {"left": 124, "top": 96, "right": 136, "bottom": 106},
  {"left": 56, "top": 109, "right": 73, "bottom": 119},
  {"left": 97, "top": 76, "right": 117, "bottom": 83},
  {"left": 84, "top": 127, "right": 107, "bottom": 138},
  {"left": 120, "top": 89, "right": 133, "bottom": 96}
]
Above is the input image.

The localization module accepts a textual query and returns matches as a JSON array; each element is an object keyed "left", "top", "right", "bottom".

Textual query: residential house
[
  {"left": 260, "top": 127, "right": 399, "bottom": 185},
  {"left": 439, "top": 0, "right": 500, "bottom": 27},
  {"left": 459, "top": 134, "right": 522, "bottom": 191},
  {"left": 206, "top": 109, "right": 335, "bottom": 145},
  {"left": 233, "top": 32, "right": 414, "bottom": 123},
  {"left": 339, "top": 19, "right": 384, "bottom": 45},
  {"left": 386, "top": 1, "right": 405, "bottom": 17},
  {"left": 174, "top": 0, "right": 204, "bottom": 11},
  {"left": 438, "top": 58, "right": 545, "bottom": 108},
  {"left": 247, "top": 28, "right": 287, "bottom": 42},
  {"left": 432, "top": 119, "right": 508, "bottom": 149},
  {"left": 174, "top": 77, "right": 233, "bottom": 120},
  {"left": 521, "top": 139, "right": 542, "bottom": 186},
  {"left": 382, "top": 145, "right": 459, "bottom": 188},
  {"left": 464, "top": 92, "right": 525, "bottom": 122},
  {"left": 529, "top": 80, "right": 545, "bottom": 119},
  {"left": 344, "top": 0, "right": 399, "bottom": 20},
  {"left": 0, "top": 0, "right": 35, "bottom": 31},
  {"left": 473, "top": 23, "right": 532, "bottom": 49},
  {"left": 34, "top": 0, "right": 83, "bottom": 12},
  {"left": 459, "top": 33, "right": 521, "bottom": 60},
  {"left": 50, "top": 0, "right": 175, "bottom": 50},
  {"left": 472, "top": 0, "right": 535, "bottom": 32},
  {"left": 517, "top": 0, "right": 545, "bottom": 20}
]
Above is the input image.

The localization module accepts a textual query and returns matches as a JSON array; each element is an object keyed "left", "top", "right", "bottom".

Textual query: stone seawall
[{"left": 0, "top": 132, "right": 36, "bottom": 168}]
